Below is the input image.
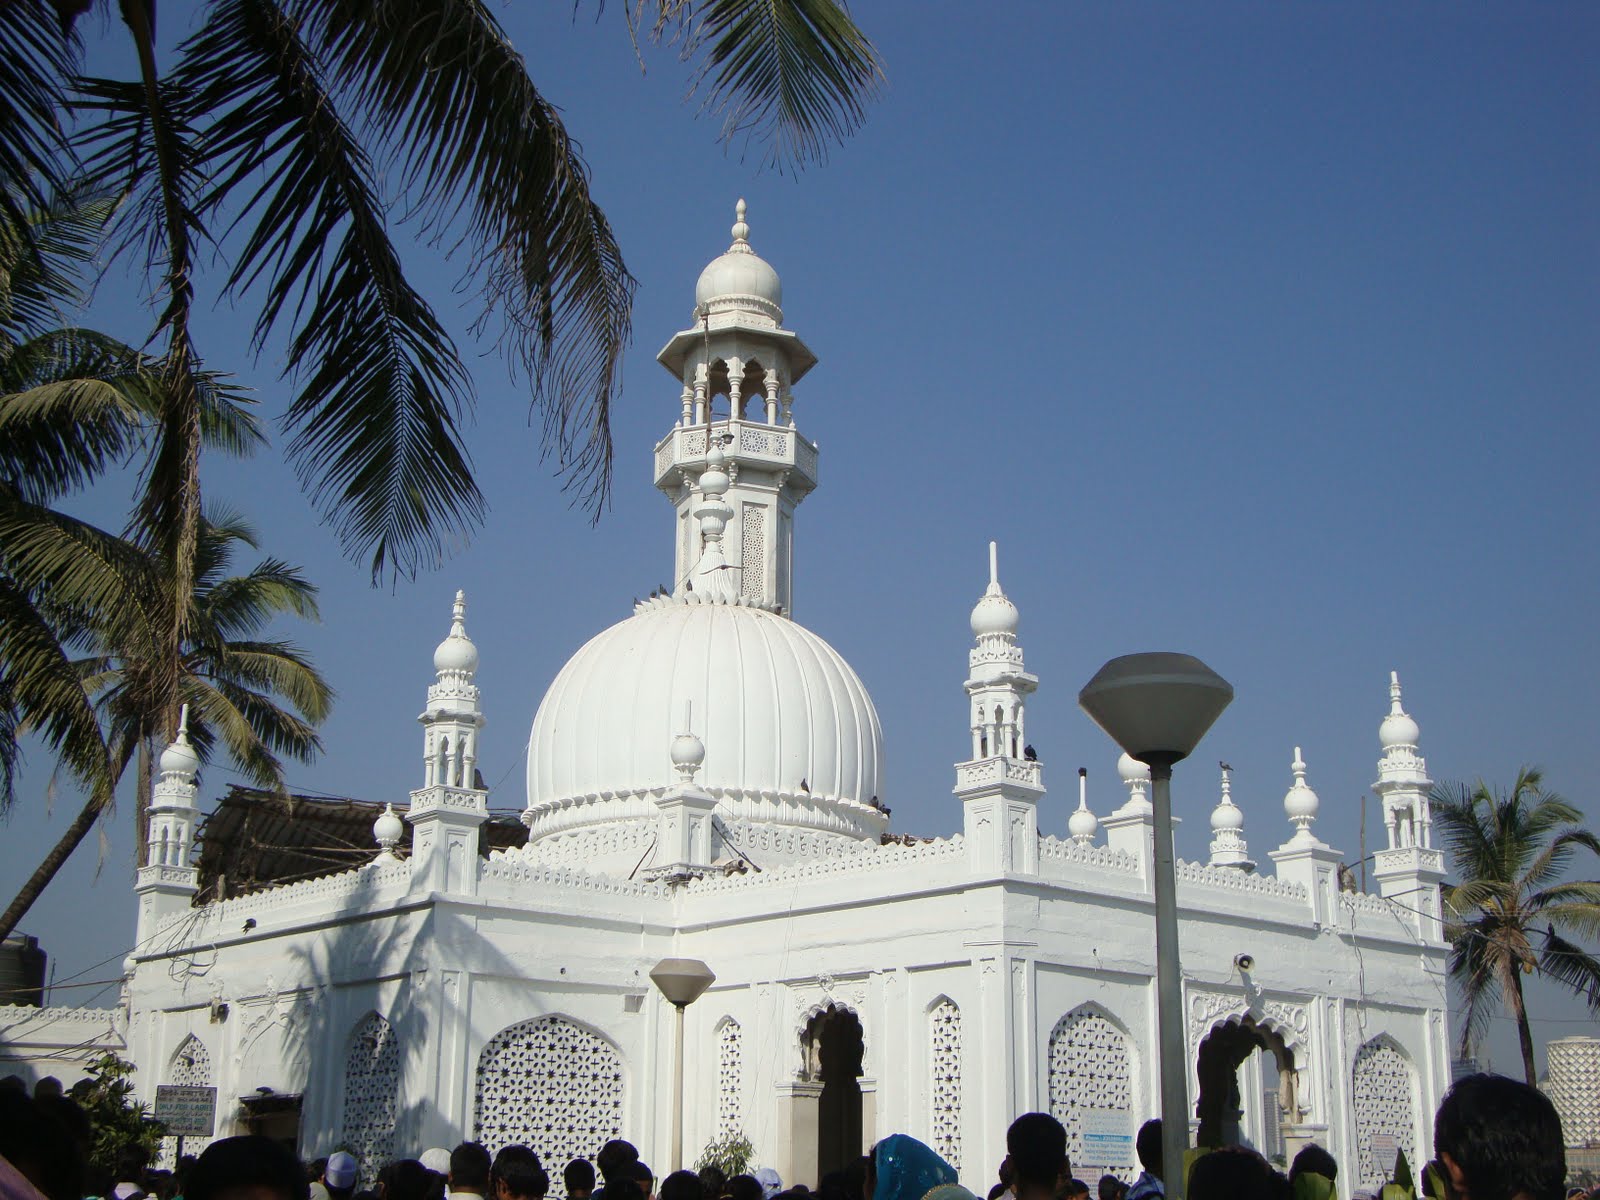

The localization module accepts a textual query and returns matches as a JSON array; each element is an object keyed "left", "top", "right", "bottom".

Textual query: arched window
[
  {"left": 474, "top": 1016, "right": 624, "bottom": 1190},
  {"left": 342, "top": 1012, "right": 401, "bottom": 1185},
  {"left": 158, "top": 1036, "right": 213, "bottom": 1167},
  {"left": 1047, "top": 1008, "right": 1135, "bottom": 1179},
  {"left": 928, "top": 999, "right": 962, "bottom": 1171},
  {"left": 1352, "top": 1038, "right": 1418, "bottom": 1189}
]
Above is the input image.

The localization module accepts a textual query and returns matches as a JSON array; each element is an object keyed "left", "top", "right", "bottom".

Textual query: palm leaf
[{"left": 0, "top": 2, "right": 76, "bottom": 255}]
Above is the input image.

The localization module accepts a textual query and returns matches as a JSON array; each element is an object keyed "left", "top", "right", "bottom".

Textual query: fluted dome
[
  {"left": 526, "top": 597, "right": 885, "bottom": 846},
  {"left": 970, "top": 590, "right": 1019, "bottom": 637},
  {"left": 695, "top": 199, "right": 782, "bottom": 321},
  {"left": 433, "top": 590, "right": 479, "bottom": 674},
  {"left": 1380, "top": 710, "right": 1419, "bottom": 749},
  {"left": 1211, "top": 798, "right": 1244, "bottom": 831}
]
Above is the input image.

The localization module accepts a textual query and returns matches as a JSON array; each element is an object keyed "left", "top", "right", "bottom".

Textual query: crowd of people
[{"left": 0, "top": 1072, "right": 1580, "bottom": 1200}]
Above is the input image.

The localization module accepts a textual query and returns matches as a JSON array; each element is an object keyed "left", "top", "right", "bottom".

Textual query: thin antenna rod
[{"left": 989, "top": 541, "right": 998, "bottom": 588}]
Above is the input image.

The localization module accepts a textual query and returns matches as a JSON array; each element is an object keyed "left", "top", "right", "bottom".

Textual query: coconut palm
[
  {"left": 0, "top": 500, "right": 333, "bottom": 942},
  {"left": 38, "top": 0, "right": 881, "bottom": 765},
  {"left": 1432, "top": 767, "right": 1600, "bottom": 1085}
]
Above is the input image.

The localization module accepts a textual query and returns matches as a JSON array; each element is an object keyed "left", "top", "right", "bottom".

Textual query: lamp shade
[
  {"left": 650, "top": 958, "right": 716, "bottom": 1006},
  {"left": 1078, "top": 653, "right": 1233, "bottom": 763}
]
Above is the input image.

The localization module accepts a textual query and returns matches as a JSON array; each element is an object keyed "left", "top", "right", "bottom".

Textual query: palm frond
[
  {"left": 294, "top": 0, "right": 636, "bottom": 519},
  {"left": 197, "top": 639, "right": 332, "bottom": 723},
  {"left": 200, "top": 562, "right": 321, "bottom": 638},
  {"left": 0, "top": 3, "right": 76, "bottom": 255},
  {"left": 1, "top": 187, "right": 120, "bottom": 341},
  {"left": 1537, "top": 926, "right": 1600, "bottom": 1012}
]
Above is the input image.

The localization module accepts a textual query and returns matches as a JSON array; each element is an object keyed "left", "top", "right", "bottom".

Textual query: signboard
[
  {"left": 1079, "top": 1109, "right": 1134, "bottom": 1173},
  {"left": 1370, "top": 1134, "right": 1399, "bottom": 1174},
  {"left": 154, "top": 1085, "right": 217, "bottom": 1137}
]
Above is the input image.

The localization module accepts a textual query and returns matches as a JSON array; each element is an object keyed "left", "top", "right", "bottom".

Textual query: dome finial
[
  {"left": 988, "top": 540, "right": 1000, "bottom": 593},
  {"left": 731, "top": 198, "right": 750, "bottom": 249},
  {"left": 1389, "top": 669, "right": 1404, "bottom": 715},
  {"left": 1069, "top": 766, "right": 1098, "bottom": 845},
  {"left": 433, "top": 587, "right": 479, "bottom": 676},
  {"left": 1283, "top": 745, "right": 1322, "bottom": 843},
  {"left": 970, "top": 541, "right": 1019, "bottom": 637}
]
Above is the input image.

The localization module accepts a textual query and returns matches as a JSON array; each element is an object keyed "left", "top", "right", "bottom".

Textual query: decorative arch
[
  {"left": 473, "top": 1015, "right": 624, "bottom": 1170},
  {"left": 715, "top": 1016, "right": 744, "bottom": 1139},
  {"left": 341, "top": 1012, "right": 401, "bottom": 1186},
  {"left": 1047, "top": 1005, "right": 1136, "bottom": 1178},
  {"left": 927, "top": 996, "right": 962, "bottom": 1172},
  {"left": 1352, "top": 1036, "right": 1419, "bottom": 1188},
  {"left": 794, "top": 995, "right": 869, "bottom": 1079},
  {"left": 159, "top": 1035, "right": 213, "bottom": 1167}
]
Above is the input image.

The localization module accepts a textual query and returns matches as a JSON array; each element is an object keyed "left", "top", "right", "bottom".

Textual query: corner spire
[
  {"left": 1208, "top": 761, "right": 1255, "bottom": 871},
  {"left": 1282, "top": 745, "right": 1324, "bottom": 847},
  {"left": 730, "top": 198, "right": 751, "bottom": 251}
]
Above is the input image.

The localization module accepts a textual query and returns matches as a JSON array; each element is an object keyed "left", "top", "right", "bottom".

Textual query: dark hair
[
  {"left": 597, "top": 1142, "right": 640, "bottom": 1186},
  {"left": 0, "top": 1090, "right": 85, "bottom": 1200},
  {"left": 310, "top": 1161, "right": 330, "bottom": 1184},
  {"left": 661, "top": 1171, "right": 705, "bottom": 1200},
  {"left": 380, "top": 1161, "right": 435, "bottom": 1200},
  {"left": 1434, "top": 1073, "right": 1566, "bottom": 1200},
  {"left": 604, "top": 1181, "right": 645, "bottom": 1200},
  {"left": 186, "top": 1137, "right": 309, "bottom": 1200},
  {"left": 1096, "top": 1176, "right": 1124, "bottom": 1200},
  {"left": 1064, "top": 1182, "right": 1090, "bottom": 1199},
  {"left": 696, "top": 1166, "right": 726, "bottom": 1200},
  {"left": 727, "top": 1176, "right": 764, "bottom": 1200},
  {"left": 1006, "top": 1112, "right": 1069, "bottom": 1190},
  {"left": 565, "top": 1161, "right": 597, "bottom": 1196},
  {"left": 493, "top": 1147, "right": 546, "bottom": 1200},
  {"left": 633, "top": 1163, "right": 656, "bottom": 1193},
  {"left": 1188, "top": 1148, "right": 1278, "bottom": 1200},
  {"left": 1289, "top": 1145, "right": 1337, "bottom": 1183},
  {"left": 1134, "top": 1121, "right": 1162, "bottom": 1175},
  {"left": 985, "top": 1186, "right": 1007, "bottom": 1200},
  {"left": 451, "top": 1145, "right": 493, "bottom": 1192}
]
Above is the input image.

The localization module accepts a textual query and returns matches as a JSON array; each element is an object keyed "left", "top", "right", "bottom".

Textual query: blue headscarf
[{"left": 873, "top": 1135, "right": 958, "bottom": 1200}]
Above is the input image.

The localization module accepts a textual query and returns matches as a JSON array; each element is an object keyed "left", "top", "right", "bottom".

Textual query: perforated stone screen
[
  {"left": 342, "top": 1013, "right": 401, "bottom": 1185},
  {"left": 1353, "top": 1040, "right": 1417, "bottom": 1188},
  {"left": 1047, "top": 1010, "right": 1136, "bottom": 1178},
  {"left": 929, "top": 999, "right": 962, "bottom": 1171}
]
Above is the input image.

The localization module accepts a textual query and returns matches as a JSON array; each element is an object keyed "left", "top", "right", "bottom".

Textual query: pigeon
[
  {"left": 473, "top": 767, "right": 487, "bottom": 791},
  {"left": 799, "top": 778, "right": 810, "bottom": 794},
  {"left": 1024, "top": 744, "right": 1038, "bottom": 762},
  {"left": 1220, "top": 760, "right": 1233, "bottom": 772}
]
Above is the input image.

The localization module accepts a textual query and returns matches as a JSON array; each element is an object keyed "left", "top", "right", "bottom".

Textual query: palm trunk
[
  {"left": 0, "top": 786, "right": 114, "bottom": 943},
  {"left": 1506, "top": 963, "right": 1538, "bottom": 1086},
  {"left": 133, "top": 725, "right": 152, "bottom": 871}
]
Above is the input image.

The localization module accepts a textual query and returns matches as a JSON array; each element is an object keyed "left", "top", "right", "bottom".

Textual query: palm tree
[
  {"left": 35, "top": 0, "right": 882, "bottom": 765},
  {"left": 0, "top": 501, "right": 333, "bottom": 942},
  {"left": 1432, "top": 768, "right": 1600, "bottom": 1085}
]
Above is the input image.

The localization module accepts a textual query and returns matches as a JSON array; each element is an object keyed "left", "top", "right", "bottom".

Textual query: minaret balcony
[
  {"left": 954, "top": 756, "right": 1043, "bottom": 792},
  {"left": 654, "top": 418, "right": 818, "bottom": 496}
]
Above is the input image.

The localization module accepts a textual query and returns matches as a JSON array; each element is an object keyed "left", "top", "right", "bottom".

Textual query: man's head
[
  {"left": 1006, "top": 1113, "right": 1070, "bottom": 1195},
  {"left": 1095, "top": 1177, "right": 1124, "bottom": 1200},
  {"left": 492, "top": 1147, "right": 547, "bottom": 1200},
  {"left": 565, "top": 1161, "right": 597, "bottom": 1199},
  {"left": 324, "top": 1153, "right": 359, "bottom": 1200},
  {"left": 1134, "top": 1121, "right": 1162, "bottom": 1178},
  {"left": 696, "top": 1167, "right": 725, "bottom": 1200},
  {"left": 1289, "top": 1146, "right": 1336, "bottom": 1184},
  {"left": 451, "top": 1144, "right": 493, "bottom": 1195},
  {"left": 186, "top": 1137, "right": 308, "bottom": 1200},
  {"left": 1187, "top": 1148, "right": 1278, "bottom": 1200},
  {"left": 597, "top": 1143, "right": 640, "bottom": 1187},
  {"left": 633, "top": 1163, "right": 657, "bottom": 1200},
  {"left": 661, "top": 1172, "right": 705, "bottom": 1200},
  {"left": 1062, "top": 1182, "right": 1090, "bottom": 1200},
  {"left": 1433, "top": 1073, "right": 1566, "bottom": 1200}
]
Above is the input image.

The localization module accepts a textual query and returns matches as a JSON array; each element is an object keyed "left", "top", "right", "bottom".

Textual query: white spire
[
  {"left": 1375, "top": 669, "right": 1432, "bottom": 851},
  {"left": 670, "top": 701, "right": 706, "bottom": 782},
  {"left": 372, "top": 803, "right": 404, "bottom": 861},
  {"left": 730, "top": 198, "right": 751, "bottom": 251},
  {"left": 1208, "top": 761, "right": 1255, "bottom": 871},
  {"left": 158, "top": 702, "right": 200, "bottom": 780},
  {"left": 1068, "top": 767, "right": 1099, "bottom": 846},
  {"left": 1283, "top": 746, "right": 1323, "bottom": 846},
  {"left": 420, "top": 588, "right": 485, "bottom": 792},
  {"left": 961, "top": 542, "right": 1035, "bottom": 765},
  {"left": 432, "top": 589, "right": 479, "bottom": 678},
  {"left": 1115, "top": 752, "right": 1152, "bottom": 816},
  {"left": 688, "top": 438, "right": 740, "bottom": 602}
]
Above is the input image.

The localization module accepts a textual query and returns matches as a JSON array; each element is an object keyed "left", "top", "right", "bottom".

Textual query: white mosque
[{"left": 6, "top": 203, "right": 1451, "bottom": 1194}]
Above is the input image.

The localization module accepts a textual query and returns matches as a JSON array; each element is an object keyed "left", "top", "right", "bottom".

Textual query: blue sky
[{"left": 3, "top": 2, "right": 1596, "bottom": 1072}]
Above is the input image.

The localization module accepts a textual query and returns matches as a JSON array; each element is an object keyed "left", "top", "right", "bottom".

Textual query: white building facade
[{"left": 107, "top": 204, "right": 1451, "bottom": 1193}]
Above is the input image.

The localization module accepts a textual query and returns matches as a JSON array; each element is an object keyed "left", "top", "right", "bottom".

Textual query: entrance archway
[
  {"left": 1194, "top": 1016, "right": 1295, "bottom": 1151},
  {"left": 805, "top": 1004, "right": 864, "bottom": 1177}
]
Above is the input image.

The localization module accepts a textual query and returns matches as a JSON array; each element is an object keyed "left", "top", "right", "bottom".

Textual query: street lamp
[
  {"left": 1079, "top": 653, "right": 1232, "bottom": 1200},
  {"left": 650, "top": 957, "right": 717, "bottom": 1172}
]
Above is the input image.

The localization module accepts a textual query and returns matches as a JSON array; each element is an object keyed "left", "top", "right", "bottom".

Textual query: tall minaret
[
  {"left": 654, "top": 200, "right": 820, "bottom": 613},
  {"left": 408, "top": 591, "right": 489, "bottom": 895},
  {"left": 954, "top": 543, "right": 1043, "bottom": 873},
  {"left": 135, "top": 705, "right": 201, "bottom": 942},
  {"left": 1371, "top": 671, "right": 1445, "bottom": 940}
]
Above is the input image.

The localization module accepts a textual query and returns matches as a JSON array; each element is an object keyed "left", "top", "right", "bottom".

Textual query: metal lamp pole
[
  {"left": 650, "top": 958, "right": 717, "bottom": 1172},
  {"left": 1080, "top": 653, "right": 1233, "bottom": 1200}
]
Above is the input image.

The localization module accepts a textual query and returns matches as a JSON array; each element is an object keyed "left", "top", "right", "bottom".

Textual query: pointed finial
[
  {"left": 1389, "top": 670, "right": 1404, "bottom": 715},
  {"left": 452, "top": 590, "right": 467, "bottom": 634},
  {"left": 682, "top": 700, "right": 693, "bottom": 733},
  {"left": 731, "top": 198, "right": 750, "bottom": 247},
  {"left": 1284, "top": 745, "right": 1321, "bottom": 840},
  {"left": 988, "top": 541, "right": 999, "bottom": 591},
  {"left": 1220, "top": 761, "right": 1233, "bottom": 800},
  {"left": 177, "top": 702, "right": 190, "bottom": 742}
]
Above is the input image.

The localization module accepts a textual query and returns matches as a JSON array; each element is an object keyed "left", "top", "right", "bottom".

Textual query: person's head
[
  {"left": 1187, "top": 1148, "right": 1278, "bottom": 1200},
  {"left": 421, "top": 1152, "right": 453, "bottom": 1179},
  {"left": 753, "top": 1171, "right": 781, "bottom": 1200},
  {"left": 1433, "top": 1073, "right": 1566, "bottom": 1200},
  {"left": 309, "top": 1161, "right": 329, "bottom": 1185},
  {"left": 696, "top": 1167, "right": 726, "bottom": 1200},
  {"left": 1134, "top": 1122, "right": 1162, "bottom": 1179},
  {"left": 1289, "top": 1146, "right": 1336, "bottom": 1185},
  {"left": 597, "top": 1142, "right": 640, "bottom": 1187},
  {"left": 633, "top": 1163, "right": 657, "bottom": 1200},
  {"left": 728, "top": 1176, "right": 764, "bottom": 1200},
  {"left": 1062, "top": 1183, "right": 1090, "bottom": 1200},
  {"left": 661, "top": 1172, "right": 705, "bottom": 1200},
  {"left": 186, "top": 1137, "right": 309, "bottom": 1200},
  {"left": 1006, "top": 1114, "right": 1069, "bottom": 1196},
  {"left": 378, "top": 1161, "right": 434, "bottom": 1200},
  {"left": 871, "top": 1136, "right": 957, "bottom": 1200},
  {"left": 324, "top": 1152, "right": 360, "bottom": 1200},
  {"left": 986, "top": 1187, "right": 1008, "bottom": 1200},
  {"left": 450, "top": 1145, "right": 493, "bottom": 1195},
  {"left": 1095, "top": 1177, "right": 1123, "bottom": 1200},
  {"left": 118, "top": 1147, "right": 153, "bottom": 1185},
  {"left": 492, "top": 1146, "right": 547, "bottom": 1200},
  {"left": 565, "top": 1161, "right": 597, "bottom": 1199}
]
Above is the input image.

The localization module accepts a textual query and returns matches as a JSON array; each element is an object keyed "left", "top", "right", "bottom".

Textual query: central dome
[{"left": 525, "top": 597, "right": 886, "bottom": 858}]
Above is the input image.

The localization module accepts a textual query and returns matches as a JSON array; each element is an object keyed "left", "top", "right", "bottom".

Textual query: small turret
[
  {"left": 135, "top": 704, "right": 202, "bottom": 942},
  {"left": 1068, "top": 768, "right": 1099, "bottom": 847},
  {"left": 1207, "top": 762, "right": 1255, "bottom": 872}
]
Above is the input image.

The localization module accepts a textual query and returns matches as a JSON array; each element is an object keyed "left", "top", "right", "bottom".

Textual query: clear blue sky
[{"left": 3, "top": 2, "right": 1596, "bottom": 1072}]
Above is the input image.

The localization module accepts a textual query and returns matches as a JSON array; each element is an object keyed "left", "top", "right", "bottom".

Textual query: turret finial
[
  {"left": 1389, "top": 670, "right": 1404, "bottom": 715},
  {"left": 731, "top": 198, "right": 750, "bottom": 248},
  {"left": 988, "top": 541, "right": 999, "bottom": 592}
]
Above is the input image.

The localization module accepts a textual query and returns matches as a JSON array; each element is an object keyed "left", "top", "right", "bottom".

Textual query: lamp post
[
  {"left": 1079, "top": 653, "right": 1232, "bottom": 1200},
  {"left": 650, "top": 957, "right": 717, "bottom": 1172}
]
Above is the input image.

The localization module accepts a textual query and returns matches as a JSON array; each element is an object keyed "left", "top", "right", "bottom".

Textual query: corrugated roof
[{"left": 193, "top": 786, "right": 527, "bottom": 903}]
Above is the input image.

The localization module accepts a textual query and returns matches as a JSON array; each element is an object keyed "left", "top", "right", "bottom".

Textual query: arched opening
[
  {"left": 804, "top": 1004, "right": 864, "bottom": 1178},
  {"left": 1194, "top": 1016, "right": 1295, "bottom": 1152}
]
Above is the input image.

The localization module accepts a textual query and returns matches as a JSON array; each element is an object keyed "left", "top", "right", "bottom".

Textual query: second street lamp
[
  {"left": 1080, "top": 653, "right": 1232, "bottom": 1200},
  {"left": 650, "top": 957, "right": 717, "bottom": 1172}
]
